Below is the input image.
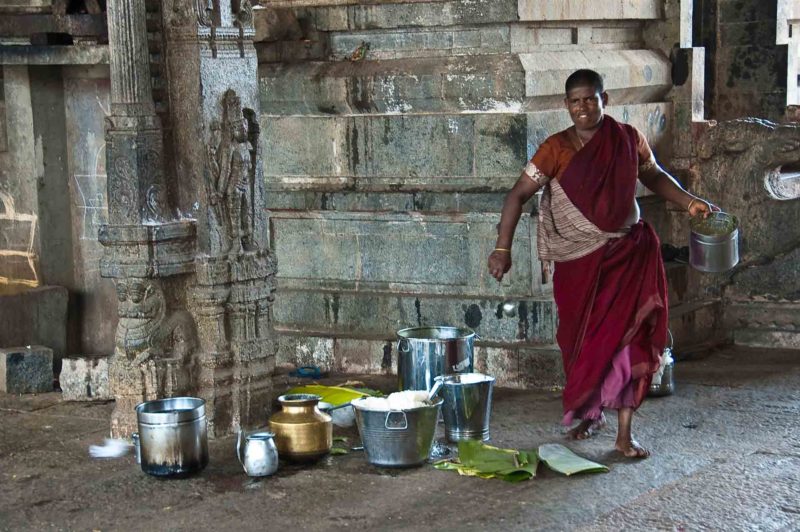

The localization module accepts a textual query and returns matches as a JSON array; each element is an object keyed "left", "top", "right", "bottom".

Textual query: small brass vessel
[{"left": 269, "top": 394, "right": 332, "bottom": 461}]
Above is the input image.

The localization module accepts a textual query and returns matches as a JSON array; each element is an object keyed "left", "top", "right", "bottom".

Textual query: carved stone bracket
[{"left": 99, "top": 220, "right": 197, "bottom": 278}]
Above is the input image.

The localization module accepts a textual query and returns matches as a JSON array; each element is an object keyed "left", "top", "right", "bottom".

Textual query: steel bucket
[
  {"left": 397, "top": 326, "right": 476, "bottom": 391},
  {"left": 437, "top": 373, "right": 494, "bottom": 442},
  {"left": 649, "top": 330, "right": 675, "bottom": 397},
  {"left": 689, "top": 212, "right": 739, "bottom": 273},
  {"left": 351, "top": 397, "right": 442, "bottom": 468},
  {"left": 134, "top": 396, "right": 209, "bottom": 477},
  {"left": 649, "top": 361, "right": 675, "bottom": 397}
]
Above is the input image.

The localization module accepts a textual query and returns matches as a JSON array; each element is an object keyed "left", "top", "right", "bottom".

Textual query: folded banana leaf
[
  {"left": 537, "top": 443, "right": 608, "bottom": 476},
  {"left": 285, "top": 384, "right": 377, "bottom": 406},
  {"left": 433, "top": 440, "right": 538, "bottom": 483}
]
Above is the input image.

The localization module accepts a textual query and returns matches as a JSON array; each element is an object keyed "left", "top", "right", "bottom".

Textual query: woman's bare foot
[
  {"left": 567, "top": 414, "right": 606, "bottom": 440},
  {"left": 615, "top": 439, "right": 650, "bottom": 459}
]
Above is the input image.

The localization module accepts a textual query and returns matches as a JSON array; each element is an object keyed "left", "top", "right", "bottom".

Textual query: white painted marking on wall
[
  {"left": 0, "top": 191, "right": 39, "bottom": 286},
  {"left": 72, "top": 174, "right": 108, "bottom": 241}
]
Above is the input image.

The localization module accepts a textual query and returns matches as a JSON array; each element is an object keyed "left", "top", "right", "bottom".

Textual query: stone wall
[
  {"left": 258, "top": 0, "right": 711, "bottom": 386},
  {"left": 0, "top": 62, "right": 112, "bottom": 360},
  {"left": 696, "top": 0, "right": 789, "bottom": 121}
]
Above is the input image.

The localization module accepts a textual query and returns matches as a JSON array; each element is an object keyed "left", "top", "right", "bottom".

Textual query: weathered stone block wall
[
  {"left": 258, "top": 0, "right": 698, "bottom": 385},
  {"left": 696, "top": 0, "right": 789, "bottom": 121},
  {"left": 0, "top": 63, "right": 112, "bottom": 358}
]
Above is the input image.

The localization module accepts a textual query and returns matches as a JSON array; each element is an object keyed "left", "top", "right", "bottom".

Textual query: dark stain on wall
[
  {"left": 517, "top": 300, "right": 529, "bottom": 340},
  {"left": 381, "top": 342, "right": 392, "bottom": 371},
  {"left": 464, "top": 303, "right": 482, "bottom": 329}
]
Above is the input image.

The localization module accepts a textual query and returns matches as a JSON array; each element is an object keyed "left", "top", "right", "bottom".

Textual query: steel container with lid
[
  {"left": 689, "top": 212, "right": 740, "bottom": 273},
  {"left": 397, "top": 326, "right": 475, "bottom": 391},
  {"left": 134, "top": 396, "right": 209, "bottom": 477}
]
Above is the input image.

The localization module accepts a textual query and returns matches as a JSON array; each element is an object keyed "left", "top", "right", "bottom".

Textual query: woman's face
[{"left": 565, "top": 85, "right": 607, "bottom": 131}]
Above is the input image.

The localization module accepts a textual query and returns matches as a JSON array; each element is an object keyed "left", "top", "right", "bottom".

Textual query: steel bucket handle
[
  {"left": 384, "top": 410, "right": 409, "bottom": 430},
  {"left": 236, "top": 428, "right": 246, "bottom": 473}
]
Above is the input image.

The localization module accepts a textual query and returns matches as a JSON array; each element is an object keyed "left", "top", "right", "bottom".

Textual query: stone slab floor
[{"left": 1, "top": 346, "right": 799, "bottom": 531}]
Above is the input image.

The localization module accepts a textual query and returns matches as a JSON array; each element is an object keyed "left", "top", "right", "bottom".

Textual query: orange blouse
[{"left": 524, "top": 126, "right": 656, "bottom": 185}]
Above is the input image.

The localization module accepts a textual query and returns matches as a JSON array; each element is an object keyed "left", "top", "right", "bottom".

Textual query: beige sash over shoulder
[{"left": 537, "top": 180, "right": 629, "bottom": 262}]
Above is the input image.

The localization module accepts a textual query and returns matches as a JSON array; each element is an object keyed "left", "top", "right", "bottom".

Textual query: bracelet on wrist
[
  {"left": 493, "top": 247, "right": 511, "bottom": 253},
  {"left": 687, "top": 198, "right": 697, "bottom": 212}
]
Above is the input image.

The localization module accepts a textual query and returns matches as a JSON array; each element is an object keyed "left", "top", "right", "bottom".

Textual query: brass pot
[{"left": 269, "top": 394, "right": 332, "bottom": 461}]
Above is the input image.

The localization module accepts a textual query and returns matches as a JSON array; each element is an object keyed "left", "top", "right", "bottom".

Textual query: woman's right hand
[{"left": 488, "top": 250, "right": 512, "bottom": 282}]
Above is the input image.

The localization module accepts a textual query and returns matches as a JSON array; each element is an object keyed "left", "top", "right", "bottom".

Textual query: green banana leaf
[
  {"left": 537, "top": 443, "right": 608, "bottom": 476},
  {"left": 433, "top": 440, "right": 539, "bottom": 483},
  {"left": 284, "top": 384, "right": 376, "bottom": 406}
]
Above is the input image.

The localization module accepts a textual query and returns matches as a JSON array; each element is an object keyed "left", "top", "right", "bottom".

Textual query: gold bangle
[
  {"left": 494, "top": 248, "right": 511, "bottom": 253},
  {"left": 687, "top": 198, "right": 697, "bottom": 212}
]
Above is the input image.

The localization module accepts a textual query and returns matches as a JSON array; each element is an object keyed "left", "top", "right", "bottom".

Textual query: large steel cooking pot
[
  {"left": 134, "top": 397, "right": 208, "bottom": 477},
  {"left": 397, "top": 326, "right": 476, "bottom": 391}
]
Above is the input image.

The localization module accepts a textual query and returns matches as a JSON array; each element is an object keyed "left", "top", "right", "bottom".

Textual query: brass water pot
[{"left": 269, "top": 394, "right": 332, "bottom": 461}]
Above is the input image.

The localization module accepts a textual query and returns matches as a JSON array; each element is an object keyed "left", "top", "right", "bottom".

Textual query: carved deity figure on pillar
[
  {"left": 207, "top": 89, "right": 259, "bottom": 256},
  {"left": 109, "top": 278, "right": 199, "bottom": 437}
]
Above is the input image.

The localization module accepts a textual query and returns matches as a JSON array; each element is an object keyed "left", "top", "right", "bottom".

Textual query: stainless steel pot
[
  {"left": 351, "top": 397, "right": 442, "bottom": 468},
  {"left": 689, "top": 212, "right": 739, "bottom": 273},
  {"left": 397, "top": 326, "right": 475, "bottom": 391},
  {"left": 134, "top": 397, "right": 208, "bottom": 477}
]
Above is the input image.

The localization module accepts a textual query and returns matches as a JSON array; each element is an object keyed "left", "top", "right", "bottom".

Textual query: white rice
[{"left": 356, "top": 390, "right": 431, "bottom": 411}]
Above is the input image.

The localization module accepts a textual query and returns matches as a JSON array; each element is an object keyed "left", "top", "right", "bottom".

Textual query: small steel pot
[{"left": 134, "top": 397, "right": 208, "bottom": 477}]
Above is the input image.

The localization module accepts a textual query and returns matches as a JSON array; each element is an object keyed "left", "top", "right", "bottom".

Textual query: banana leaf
[
  {"left": 537, "top": 443, "right": 608, "bottom": 476},
  {"left": 433, "top": 440, "right": 538, "bottom": 483},
  {"left": 284, "top": 384, "right": 377, "bottom": 406}
]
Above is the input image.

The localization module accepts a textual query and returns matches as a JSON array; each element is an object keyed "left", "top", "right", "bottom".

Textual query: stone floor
[{"left": 1, "top": 346, "right": 799, "bottom": 531}]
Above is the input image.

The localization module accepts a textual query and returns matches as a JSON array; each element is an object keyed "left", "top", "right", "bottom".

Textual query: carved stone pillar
[
  {"left": 160, "top": 0, "right": 277, "bottom": 437},
  {"left": 105, "top": 0, "right": 169, "bottom": 224},
  {"left": 101, "top": 0, "right": 199, "bottom": 437}
]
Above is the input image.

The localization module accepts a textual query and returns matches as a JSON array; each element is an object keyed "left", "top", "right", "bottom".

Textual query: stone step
[
  {"left": 261, "top": 102, "right": 673, "bottom": 194},
  {"left": 261, "top": 0, "right": 660, "bottom": 33},
  {"left": 668, "top": 299, "right": 727, "bottom": 353},
  {"left": 273, "top": 291, "right": 557, "bottom": 346},
  {"left": 275, "top": 334, "right": 564, "bottom": 390},
  {"left": 274, "top": 294, "right": 722, "bottom": 390},
  {"left": 269, "top": 210, "right": 547, "bottom": 300},
  {"left": 259, "top": 50, "right": 670, "bottom": 115},
  {"left": 257, "top": 21, "right": 643, "bottom": 63},
  {"left": 726, "top": 301, "right": 800, "bottom": 350},
  {"left": 301, "top": 0, "right": 518, "bottom": 33}
]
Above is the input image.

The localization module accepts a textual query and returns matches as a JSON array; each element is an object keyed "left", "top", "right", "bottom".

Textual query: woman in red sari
[{"left": 488, "top": 70, "right": 715, "bottom": 458}]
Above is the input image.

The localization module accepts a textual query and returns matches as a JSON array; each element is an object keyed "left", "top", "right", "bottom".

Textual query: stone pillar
[
  {"left": 101, "top": 0, "right": 199, "bottom": 437},
  {"left": 161, "top": 0, "right": 277, "bottom": 437}
]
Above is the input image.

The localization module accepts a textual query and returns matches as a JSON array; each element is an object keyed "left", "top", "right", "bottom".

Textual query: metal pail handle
[{"left": 384, "top": 410, "right": 409, "bottom": 430}]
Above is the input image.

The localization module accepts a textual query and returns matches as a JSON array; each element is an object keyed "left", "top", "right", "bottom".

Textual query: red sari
[{"left": 551, "top": 116, "right": 668, "bottom": 421}]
